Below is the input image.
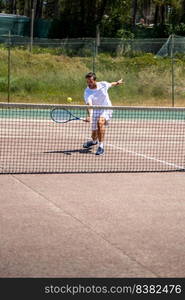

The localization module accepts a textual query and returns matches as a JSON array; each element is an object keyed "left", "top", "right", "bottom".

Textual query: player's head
[{"left": 85, "top": 72, "right": 97, "bottom": 89}]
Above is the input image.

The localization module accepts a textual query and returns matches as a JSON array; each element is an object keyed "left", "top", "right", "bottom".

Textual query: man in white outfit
[{"left": 83, "top": 72, "right": 123, "bottom": 155}]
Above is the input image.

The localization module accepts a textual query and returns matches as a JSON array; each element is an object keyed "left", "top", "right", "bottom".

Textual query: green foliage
[
  {"left": 1, "top": 0, "right": 185, "bottom": 39},
  {"left": 116, "top": 29, "right": 135, "bottom": 39},
  {"left": 0, "top": 48, "right": 184, "bottom": 106},
  {"left": 173, "top": 22, "right": 185, "bottom": 35},
  {"left": 0, "top": 77, "right": 7, "bottom": 92}
]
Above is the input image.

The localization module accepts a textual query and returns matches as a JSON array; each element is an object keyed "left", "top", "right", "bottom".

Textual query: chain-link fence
[{"left": 0, "top": 35, "right": 185, "bottom": 106}]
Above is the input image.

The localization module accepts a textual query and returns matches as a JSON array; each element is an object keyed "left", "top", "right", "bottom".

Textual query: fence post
[
  {"left": 7, "top": 31, "right": 11, "bottom": 103},
  {"left": 171, "top": 34, "right": 175, "bottom": 107},
  {"left": 30, "top": 8, "right": 34, "bottom": 52},
  {"left": 96, "top": 24, "right": 100, "bottom": 56},
  {"left": 92, "top": 40, "right": 96, "bottom": 73}
]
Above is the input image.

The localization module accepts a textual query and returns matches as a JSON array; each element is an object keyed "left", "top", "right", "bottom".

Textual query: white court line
[{"left": 107, "top": 143, "right": 185, "bottom": 170}]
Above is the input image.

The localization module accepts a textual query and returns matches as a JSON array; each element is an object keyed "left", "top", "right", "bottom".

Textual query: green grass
[{"left": 0, "top": 48, "right": 185, "bottom": 106}]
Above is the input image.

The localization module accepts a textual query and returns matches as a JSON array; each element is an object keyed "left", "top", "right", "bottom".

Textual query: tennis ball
[{"left": 67, "top": 97, "right": 72, "bottom": 103}]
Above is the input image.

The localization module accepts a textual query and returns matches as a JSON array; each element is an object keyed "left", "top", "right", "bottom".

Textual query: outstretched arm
[{"left": 111, "top": 78, "right": 124, "bottom": 87}]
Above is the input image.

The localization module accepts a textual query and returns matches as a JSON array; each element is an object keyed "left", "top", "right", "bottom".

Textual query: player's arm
[
  {"left": 110, "top": 78, "right": 123, "bottom": 87},
  {"left": 84, "top": 91, "right": 93, "bottom": 122},
  {"left": 86, "top": 99, "right": 93, "bottom": 122}
]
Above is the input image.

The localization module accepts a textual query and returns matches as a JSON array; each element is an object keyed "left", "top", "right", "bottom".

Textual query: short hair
[{"left": 85, "top": 72, "right": 96, "bottom": 80}]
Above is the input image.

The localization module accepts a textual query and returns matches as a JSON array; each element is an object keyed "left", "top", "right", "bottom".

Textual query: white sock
[
  {"left": 99, "top": 142, "right": 104, "bottom": 148},
  {"left": 92, "top": 140, "right": 97, "bottom": 144}
]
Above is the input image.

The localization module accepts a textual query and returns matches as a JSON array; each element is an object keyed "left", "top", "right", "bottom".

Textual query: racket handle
[{"left": 83, "top": 117, "right": 91, "bottom": 122}]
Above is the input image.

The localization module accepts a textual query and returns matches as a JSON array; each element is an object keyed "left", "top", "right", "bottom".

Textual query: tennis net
[{"left": 0, "top": 102, "right": 184, "bottom": 174}]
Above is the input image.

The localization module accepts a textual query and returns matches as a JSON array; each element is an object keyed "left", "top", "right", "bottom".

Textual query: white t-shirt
[{"left": 84, "top": 81, "right": 112, "bottom": 106}]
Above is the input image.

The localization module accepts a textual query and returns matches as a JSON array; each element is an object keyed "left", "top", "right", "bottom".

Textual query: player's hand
[
  {"left": 85, "top": 116, "right": 91, "bottom": 122},
  {"left": 117, "top": 78, "right": 124, "bottom": 85}
]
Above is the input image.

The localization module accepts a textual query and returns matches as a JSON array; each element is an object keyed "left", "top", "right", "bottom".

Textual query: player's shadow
[{"left": 44, "top": 148, "right": 93, "bottom": 155}]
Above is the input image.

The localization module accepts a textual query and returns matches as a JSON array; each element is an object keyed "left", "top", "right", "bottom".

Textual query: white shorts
[{"left": 92, "top": 109, "right": 113, "bottom": 131}]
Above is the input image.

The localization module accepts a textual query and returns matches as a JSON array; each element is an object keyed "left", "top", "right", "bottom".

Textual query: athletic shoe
[
  {"left": 96, "top": 147, "right": 104, "bottom": 155},
  {"left": 83, "top": 140, "right": 98, "bottom": 148}
]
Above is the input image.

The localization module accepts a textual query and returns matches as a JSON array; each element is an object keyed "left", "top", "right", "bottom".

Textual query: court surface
[
  {"left": 0, "top": 172, "right": 185, "bottom": 278},
  {"left": 0, "top": 104, "right": 185, "bottom": 173}
]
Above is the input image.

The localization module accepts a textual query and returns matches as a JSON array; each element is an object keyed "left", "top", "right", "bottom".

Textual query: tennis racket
[{"left": 50, "top": 108, "right": 88, "bottom": 123}]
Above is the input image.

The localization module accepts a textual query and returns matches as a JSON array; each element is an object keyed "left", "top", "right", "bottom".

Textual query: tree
[
  {"left": 153, "top": 0, "right": 181, "bottom": 25},
  {"left": 1, "top": 0, "right": 185, "bottom": 38},
  {"left": 131, "top": 0, "right": 138, "bottom": 25},
  {"left": 34, "top": 0, "right": 44, "bottom": 18},
  {"left": 44, "top": 0, "right": 60, "bottom": 18}
]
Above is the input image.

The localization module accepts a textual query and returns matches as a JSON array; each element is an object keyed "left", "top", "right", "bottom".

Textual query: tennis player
[{"left": 83, "top": 72, "right": 123, "bottom": 155}]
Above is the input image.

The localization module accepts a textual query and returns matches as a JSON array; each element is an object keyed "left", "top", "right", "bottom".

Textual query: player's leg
[
  {"left": 83, "top": 111, "right": 99, "bottom": 148},
  {"left": 92, "top": 130, "right": 98, "bottom": 141},
  {"left": 96, "top": 117, "right": 106, "bottom": 155},
  {"left": 83, "top": 130, "right": 98, "bottom": 148},
  {"left": 97, "top": 117, "right": 106, "bottom": 145},
  {"left": 96, "top": 109, "right": 112, "bottom": 155}
]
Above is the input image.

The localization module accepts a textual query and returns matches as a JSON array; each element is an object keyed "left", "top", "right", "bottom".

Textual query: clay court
[
  {"left": 0, "top": 103, "right": 185, "bottom": 278},
  {"left": 0, "top": 103, "right": 184, "bottom": 173},
  {"left": 0, "top": 172, "right": 185, "bottom": 278}
]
